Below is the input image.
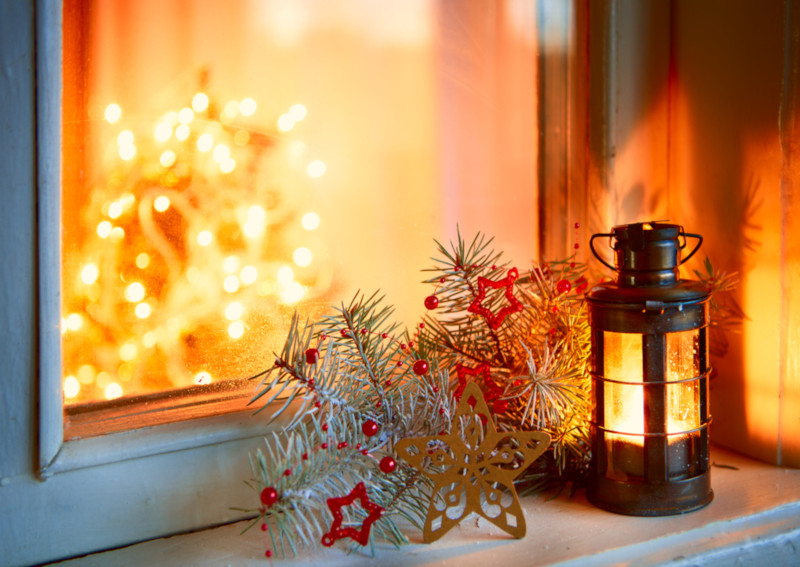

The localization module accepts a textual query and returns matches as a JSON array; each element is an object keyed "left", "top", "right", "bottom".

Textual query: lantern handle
[
  {"left": 680, "top": 232, "right": 703, "bottom": 265},
  {"left": 589, "top": 233, "right": 616, "bottom": 272}
]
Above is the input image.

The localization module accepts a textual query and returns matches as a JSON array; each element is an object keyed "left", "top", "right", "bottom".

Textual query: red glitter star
[
  {"left": 454, "top": 362, "right": 503, "bottom": 403},
  {"left": 321, "top": 482, "right": 384, "bottom": 547},
  {"left": 467, "top": 267, "right": 523, "bottom": 329}
]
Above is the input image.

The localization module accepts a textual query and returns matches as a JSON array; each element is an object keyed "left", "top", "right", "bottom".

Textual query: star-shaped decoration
[
  {"left": 321, "top": 482, "right": 384, "bottom": 547},
  {"left": 467, "top": 267, "right": 523, "bottom": 329},
  {"left": 395, "top": 382, "right": 550, "bottom": 543},
  {"left": 454, "top": 362, "right": 504, "bottom": 403}
]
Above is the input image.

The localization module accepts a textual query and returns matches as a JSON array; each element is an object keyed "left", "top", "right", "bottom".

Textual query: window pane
[{"left": 61, "top": 0, "right": 538, "bottom": 406}]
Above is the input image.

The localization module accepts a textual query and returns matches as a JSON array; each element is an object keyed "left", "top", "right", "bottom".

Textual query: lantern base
[{"left": 587, "top": 472, "right": 713, "bottom": 516}]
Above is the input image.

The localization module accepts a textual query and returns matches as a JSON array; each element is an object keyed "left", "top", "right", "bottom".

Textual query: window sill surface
[{"left": 50, "top": 446, "right": 800, "bottom": 567}]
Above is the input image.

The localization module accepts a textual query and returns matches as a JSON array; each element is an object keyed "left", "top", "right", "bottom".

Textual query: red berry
[
  {"left": 574, "top": 243, "right": 580, "bottom": 249},
  {"left": 314, "top": 400, "right": 321, "bottom": 408},
  {"left": 302, "top": 453, "right": 308, "bottom": 460},
  {"left": 321, "top": 442, "right": 328, "bottom": 449},
  {"left": 265, "top": 550, "right": 273, "bottom": 558},
  {"left": 305, "top": 348, "right": 319, "bottom": 364},
  {"left": 379, "top": 456, "right": 397, "bottom": 474},
  {"left": 260, "top": 486, "right": 278, "bottom": 507},
  {"left": 381, "top": 333, "right": 388, "bottom": 339},
  {"left": 493, "top": 399, "right": 508, "bottom": 414},
  {"left": 574, "top": 222, "right": 580, "bottom": 229},
  {"left": 361, "top": 449, "right": 369, "bottom": 455},
  {"left": 340, "top": 329, "right": 349, "bottom": 337},
  {"left": 556, "top": 279, "right": 572, "bottom": 294},
  {"left": 386, "top": 379, "right": 392, "bottom": 386},
  {"left": 408, "top": 341, "right": 415, "bottom": 348},
  {"left": 361, "top": 328, "right": 367, "bottom": 335},
  {"left": 424, "top": 295, "right": 439, "bottom": 310},
  {"left": 419, "top": 323, "right": 425, "bottom": 329},
  {"left": 338, "top": 442, "right": 348, "bottom": 450},
  {"left": 413, "top": 360, "right": 429, "bottom": 375},
  {"left": 261, "top": 523, "right": 267, "bottom": 532},
  {"left": 283, "top": 469, "right": 292, "bottom": 477},
  {"left": 362, "top": 419, "right": 379, "bottom": 437},
  {"left": 439, "top": 278, "right": 446, "bottom": 283},
  {"left": 433, "top": 386, "right": 439, "bottom": 393},
  {"left": 322, "top": 423, "right": 328, "bottom": 431},
  {"left": 376, "top": 400, "right": 383, "bottom": 408}
]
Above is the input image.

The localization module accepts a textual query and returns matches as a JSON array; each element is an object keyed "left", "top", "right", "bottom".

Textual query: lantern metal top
[{"left": 587, "top": 221, "right": 710, "bottom": 316}]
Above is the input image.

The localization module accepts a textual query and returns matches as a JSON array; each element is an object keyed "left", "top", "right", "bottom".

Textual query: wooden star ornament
[
  {"left": 467, "top": 267, "right": 523, "bottom": 329},
  {"left": 395, "top": 382, "right": 550, "bottom": 543},
  {"left": 321, "top": 482, "right": 384, "bottom": 547}
]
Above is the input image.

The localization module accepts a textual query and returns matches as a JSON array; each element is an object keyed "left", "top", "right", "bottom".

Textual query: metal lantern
[{"left": 586, "top": 221, "right": 712, "bottom": 516}]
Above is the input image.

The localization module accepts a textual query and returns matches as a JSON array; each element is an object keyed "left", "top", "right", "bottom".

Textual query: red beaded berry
[
  {"left": 379, "top": 456, "right": 397, "bottom": 474},
  {"left": 260, "top": 486, "right": 279, "bottom": 507},
  {"left": 556, "top": 279, "right": 572, "bottom": 294},
  {"left": 424, "top": 295, "right": 439, "bottom": 310},
  {"left": 283, "top": 469, "right": 292, "bottom": 477},
  {"left": 305, "top": 348, "right": 319, "bottom": 364},
  {"left": 362, "top": 419, "right": 379, "bottom": 437},
  {"left": 338, "top": 441, "right": 348, "bottom": 450},
  {"left": 340, "top": 329, "right": 349, "bottom": 337},
  {"left": 265, "top": 550, "right": 273, "bottom": 558},
  {"left": 412, "top": 360, "right": 429, "bottom": 376},
  {"left": 321, "top": 442, "right": 328, "bottom": 450},
  {"left": 261, "top": 523, "right": 267, "bottom": 532},
  {"left": 493, "top": 399, "right": 509, "bottom": 414}
]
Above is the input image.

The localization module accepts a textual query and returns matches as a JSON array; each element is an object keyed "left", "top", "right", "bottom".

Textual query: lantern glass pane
[
  {"left": 666, "top": 330, "right": 700, "bottom": 432},
  {"left": 603, "top": 332, "right": 644, "bottom": 437}
]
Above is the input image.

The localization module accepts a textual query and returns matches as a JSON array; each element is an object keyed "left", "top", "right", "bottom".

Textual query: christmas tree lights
[{"left": 62, "top": 88, "right": 332, "bottom": 404}]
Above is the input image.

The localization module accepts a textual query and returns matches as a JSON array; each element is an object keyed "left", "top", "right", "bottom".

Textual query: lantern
[{"left": 586, "top": 222, "right": 712, "bottom": 516}]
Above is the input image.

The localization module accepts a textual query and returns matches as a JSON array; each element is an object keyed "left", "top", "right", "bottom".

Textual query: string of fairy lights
[{"left": 61, "top": 90, "right": 331, "bottom": 404}]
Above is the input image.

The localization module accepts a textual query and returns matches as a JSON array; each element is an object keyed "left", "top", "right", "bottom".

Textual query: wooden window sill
[{"left": 49, "top": 446, "right": 800, "bottom": 566}]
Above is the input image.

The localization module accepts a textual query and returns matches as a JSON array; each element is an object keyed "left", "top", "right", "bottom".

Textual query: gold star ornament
[{"left": 396, "top": 382, "right": 550, "bottom": 542}]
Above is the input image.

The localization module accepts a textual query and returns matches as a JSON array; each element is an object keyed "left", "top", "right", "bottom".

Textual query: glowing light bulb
[
  {"left": 65, "top": 313, "right": 84, "bottom": 332},
  {"left": 194, "top": 371, "right": 212, "bottom": 385},
  {"left": 277, "top": 266, "right": 294, "bottom": 285},
  {"left": 225, "top": 302, "right": 243, "bottom": 321},
  {"left": 160, "top": 150, "right": 177, "bottom": 168},
  {"left": 223, "top": 275, "right": 240, "bottom": 293},
  {"left": 289, "top": 103, "right": 307, "bottom": 121},
  {"left": 279, "top": 281, "right": 305, "bottom": 304},
  {"left": 240, "top": 265, "right": 258, "bottom": 285},
  {"left": 153, "top": 195, "right": 170, "bottom": 212},
  {"left": 192, "top": 92, "right": 210, "bottom": 112},
  {"left": 135, "top": 302, "right": 151, "bottom": 319},
  {"left": 143, "top": 331, "right": 157, "bottom": 348},
  {"left": 228, "top": 321, "right": 245, "bottom": 339},
  {"left": 293, "top": 247, "right": 313, "bottom": 267},
  {"left": 154, "top": 122, "right": 172, "bottom": 142},
  {"left": 118, "top": 145, "right": 136, "bottom": 161},
  {"left": 223, "top": 255, "right": 240, "bottom": 273},
  {"left": 213, "top": 144, "right": 231, "bottom": 163},
  {"left": 118, "top": 130, "right": 134, "bottom": 147},
  {"left": 125, "top": 282, "right": 145, "bottom": 303},
  {"left": 105, "top": 382, "right": 123, "bottom": 400},
  {"left": 306, "top": 160, "right": 326, "bottom": 178},
  {"left": 81, "top": 263, "right": 99, "bottom": 285},
  {"left": 277, "top": 113, "right": 294, "bottom": 132},
  {"left": 301, "top": 212, "right": 320, "bottom": 230},
  {"left": 64, "top": 375, "right": 80, "bottom": 399},
  {"left": 105, "top": 103, "right": 122, "bottom": 124},
  {"left": 197, "top": 230, "right": 213, "bottom": 246},
  {"left": 243, "top": 205, "right": 266, "bottom": 238},
  {"left": 239, "top": 98, "right": 257, "bottom": 116},
  {"left": 97, "top": 221, "right": 112, "bottom": 238},
  {"left": 178, "top": 107, "right": 195, "bottom": 124},
  {"left": 119, "top": 342, "right": 138, "bottom": 362},
  {"left": 107, "top": 201, "right": 124, "bottom": 219},
  {"left": 135, "top": 253, "right": 150, "bottom": 269},
  {"left": 175, "top": 124, "right": 190, "bottom": 141},
  {"left": 197, "top": 133, "right": 214, "bottom": 152}
]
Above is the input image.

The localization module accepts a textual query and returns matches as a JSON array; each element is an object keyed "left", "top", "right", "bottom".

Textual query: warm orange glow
[{"left": 604, "top": 331, "right": 700, "bottom": 446}]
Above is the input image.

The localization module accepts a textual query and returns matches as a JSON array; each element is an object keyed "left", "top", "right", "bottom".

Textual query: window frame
[{"left": 0, "top": 1, "right": 575, "bottom": 565}]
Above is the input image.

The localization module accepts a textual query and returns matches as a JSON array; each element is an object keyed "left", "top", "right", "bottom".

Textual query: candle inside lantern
[{"left": 602, "top": 330, "right": 702, "bottom": 479}]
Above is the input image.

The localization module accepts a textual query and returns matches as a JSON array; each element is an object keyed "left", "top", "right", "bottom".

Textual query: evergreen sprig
[{"left": 245, "top": 292, "right": 453, "bottom": 557}]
